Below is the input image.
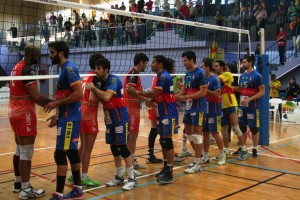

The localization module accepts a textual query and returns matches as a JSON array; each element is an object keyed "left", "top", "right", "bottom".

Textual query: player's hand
[
  {"left": 43, "top": 102, "right": 57, "bottom": 113},
  {"left": 85, "top": 82, "right": 95, "bottom": 90},
  {"left": 126, "top": 86, "right": 136, "bottom": 95},
  {"left": 145, "top": 99, "right": 155, "bottom": 108},
  {"left": 176, "top": 95, "right": 186, "bottom": 102},
  {"left": 241, "top": 98, "right": 250, "bottom": 106},
  {"left": 46, "top": 115, "right": 57, "bottom": 128}
]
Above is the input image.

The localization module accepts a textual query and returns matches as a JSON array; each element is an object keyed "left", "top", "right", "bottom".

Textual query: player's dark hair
[
  {"left": 182, "top": 50, "right": 196, "bottom": 63},
  {"left": 134, "top": 53, "right": 149, "bottom": 66},
  {"left": 153, "top": 55, "right": 167, "bottom": 70},
  {"left": 95, "top": 58, "right": 111, "bottom": 72},
  {"left": 165, "top": 58, "right": 175, "bottom": 73},
  {"left": 202, "top": 58, "right": 213, "bottom": 71},
  {"left": 215, "top": 60, "right": 226, "bottom": 70},
  {"left": 48, "top": 41, "right": 69, "bottom": 58},
  {"left": 89, "top": 53, "right": 105, "bottom": 70}
]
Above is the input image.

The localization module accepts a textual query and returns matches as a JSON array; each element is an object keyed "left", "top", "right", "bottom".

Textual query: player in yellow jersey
[{"left": 214, "top": 60, "right": 248, "bottom": 161}]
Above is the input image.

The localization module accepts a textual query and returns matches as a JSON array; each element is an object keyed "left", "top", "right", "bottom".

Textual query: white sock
[
  {"left": 81, "top": 172, "right": 88, "bottom": 179},
  {"left": 55, "top": 192, "right": 63, "bottom": 197},
  {"left": 116, "top": 167, "right": 122, "bottom": 178},
  {"left": 224, "top": 148, "right": 229, "bottom": 152},
  {"left": 194, "top": 158, "right": 201, "bottom": 164},
  {"left": 204, "top": 152, "right": 209, "bottom": 158},
  {"left": 253, "top": 146, "right": 257, "bottom": 150},
  {"left": 182, "top": 139, "right": 187, "bottom": 151},
  {"left": 74, "top": 185, "right": 82, "bottom": 189},
  {"left": 220, "top": 149, "right": 225, "bottom": 155},
  {"left": 15, "top": 176, "right": 21, "bottom": 183},
  {"left": 21, "top": 182, "right": 30, "bottom": 190},
  {"left": 241, "top": 145, "right": 247, "bottom": 151},
  {"left": 127, "top": 166, "right": 134, "bottom": 179}
]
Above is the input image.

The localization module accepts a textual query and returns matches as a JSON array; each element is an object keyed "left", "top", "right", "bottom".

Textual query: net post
[{"left": 259, "top": 54, "right": 269, "bottom": 145}]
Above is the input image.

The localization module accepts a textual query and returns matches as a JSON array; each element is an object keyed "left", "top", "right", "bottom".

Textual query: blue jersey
[
  {"left": 184, "top": 67, "right": 207, "bottom": 113},
  {"left": 101, "top": 74, "right": 129, "bottom": 125},
  {"left": 56, "top": 60, "right": 81, "bottom": 122},
  {"left": 206, "top": 74, "right": 222, "bottom": 115},
  {"left": 154, "top": 70, "right": 178, "bottom": 118},
  {"left": 239, "top": 70, "right": 263, "bottom": 109}
]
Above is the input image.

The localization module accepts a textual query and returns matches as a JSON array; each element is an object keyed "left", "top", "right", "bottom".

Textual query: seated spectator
[
  {"left": 286, "top": 77, "right": 300, "bottom": 101},
  {"left": 228, "top": 9, "right": 240, "bottom": 28},
  {"left": 277, "top": 25, "right": 287, "bottom": 65}
]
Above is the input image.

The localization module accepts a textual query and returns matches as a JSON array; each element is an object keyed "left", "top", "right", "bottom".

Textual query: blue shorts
[
  {"left": 238, "top": 108, "right": 260, "bottom": 128},
  {"left": 221, "top": 107, "right": 237, "bottom": 126},
  {"left": 203, "top": 115, "right": 222, "bottom": 133},
  {"left": 183, "top": 111, "right": 205, "bottom": 126},
  {"left": 157, "top": 116, "right": 178, "bottom": 137},
  {"left": 56, "top": 121, "right": 80, "bottom": 150},
  {"left": 105, "top": 122, "right": 129, "bottom": 145}
]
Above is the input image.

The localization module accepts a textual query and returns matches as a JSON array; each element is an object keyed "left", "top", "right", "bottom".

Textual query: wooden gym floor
[{"left": 0, "top": 103, "right": 300, "bottom": 200}]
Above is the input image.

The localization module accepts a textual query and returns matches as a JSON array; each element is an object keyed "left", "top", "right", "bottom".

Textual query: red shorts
[
  {"left": 9, "top": 112, "right": 37, "bottom": 136},
  {"left": 80, "top": 119, "right": 99, "bottom": 134},
  {"left": 128, "top": 109, "right": 140, "bottom": 134},
  {"left": 148, "top": 108, "right": 156, "bottom": 121}
]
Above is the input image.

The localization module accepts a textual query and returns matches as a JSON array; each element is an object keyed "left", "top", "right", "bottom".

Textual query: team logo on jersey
[
  {"left": 112, "top": 78, "right": 116, "bottom": 83},
  {"left": 67, "top": 67, "right": 73, "bottom": 72},
  {"left": 128, "top": 76, "right": 136, "bottom": 83}
]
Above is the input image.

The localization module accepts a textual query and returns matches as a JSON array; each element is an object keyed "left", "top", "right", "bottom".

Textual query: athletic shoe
[
  {"left": 48, "top": 193, "right": 63, "bottom": 200},
  {"left": 239, "top": 150, "right": 248, "bottom": 161},
  {"left": 63, "top": 186, "right": 84, "bottom": 200},
  {"left": 122, "top": 178, "right": 137, "bottom": 191},
  {"left": 123, "top": 168, "right": 143, "bottom": 177},
  {"left": 174, "top": 154, "right": 186, "bottom": 162},
  {"left": 133, "top": 159, "right": 146, "bottom": 169},
  {"left": 184, "top": 164, "right": 202, "bottom": 174},
  {"left": 217, "top": 154, "right": 226, "bottom": 165},
  {"left": 12, "top": 182, "right": 21, "bottom": 193},
  {"left": 67, "top": 174, "right": 73, "bottom": 183},
  {"left": 155, "top": 169, "right": 166, "bottom": 178},
  {"left": 232, "top": 147, "right": 242, "bottom": 156},
  {"left": 19, "top": 185, "right": 45, "bottom": 200},
  {"left": 106, "top": 176, "right": 124, "bottom": 187},
  {"left": 176, "top": 149, "right": 193, "bottom": 157},
  {"left": 225, "top": 151, "right": 232, "bottom": 159},
  {"left": 252, "top": 149, "right": 258, "bottom": 158},
  {"left": 157, "top": 174, "right": 173, "bottom": 184},
  {"left": 82, "top": 176, "right": 100, "bottom": 187},
  {"left": 146, "top": 156, "right": 163, "bottom": 164},
  {"left": 199, "top": 156, "right": 210, "bottom": 164}
]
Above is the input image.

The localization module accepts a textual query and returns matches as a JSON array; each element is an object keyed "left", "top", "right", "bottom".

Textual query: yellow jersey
[
  {"left": 219, "top": 72, "right": 238, "bottom": 109},
  {"left": 270, "top": 80, "right": 281, "bottom": 98}
]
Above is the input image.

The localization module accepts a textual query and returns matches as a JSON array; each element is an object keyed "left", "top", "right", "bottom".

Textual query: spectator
[
  {"left": 277, "top": 25, "right": 287, "bottom": 65},
  {"left": 49, "top": 12, "right": 57, "bottom": 34},
  {"left": 195, "top": 0, "right": 203, "bottom": 17},
  {"left": 8, "top": 23, "right": 18, "bottom": 38},
  {"left": 125, "top": 17, "right": 134, "bottom": 44},
  {"left": 73, "top": 10, "right": 80, "bottom": 24},
  {"left": 215, "top": 0, "right": 221, "bottom": 11},
  {"left": 289, "top": 15, "right": 300, "bottom": 51},
  {"left": 228, "top": 9, "right": 240, "bottom": 28},
  {"left": 95, "top": 17, "right": 104, "bottom": 47},
  {"left": 243, "top": 47, "right": 251, "bottom": 59},
  {"left": 242, "top": 5, "right": 253, "bottom": 30},
  {"left": 57, "top": 14, "right": 63, "bottom": 32},
  {"left": 117, "top": 20, "right": 124, "bottom": 45},
  {"left": 179, "top": 0, "right": 190, "bottom": 20},
  {"left": 214, "top": 10, "right": 224, "bottom": 26},
  {"left": 145, "top": 0, "right": 154, "bottom": 14},
  {"left": 286, "top": 77, "right": 299, "bottom": 101},
  {"left": 84, "top": 20, "right": 93, "bottom": 47},
  {"left": 129, "top": 0, "right": 135, "bottom": 11},
  {"left": 0, "top": 65, "right": 7, "bottom": 88},
  {"left": 131, "top": 3, "right": 138, "bottom": 12},
  {"left": 154, "top": 0, "right": 160, "bottom": 15},
  {"left": 162, "top": 0, "right": 170, "bottom": 16},
  {"left": 120, "top": 2, "right": 126, "bottom": 10},
  {"left": 138, "top": 0, "right": 145, "bottom": 13},
  {"left": 41, "top": 19, "right": 49, "bottom": 42},
  {"left": 74, "top": 22, "right": 82, "bottom": 48},
  {"left": 82, "top": 13, "right": 88, "bottom": 26},
  {"left": 254, "top": 5, "right": 267, "bottom": 41},
  {"left": 288, "top": 0, "right": 300, "bottom": 21},
  {"left": 174, "top": 0, "right": 181, "bottom": 18},
  {"left": 270, "top": 74, "right": 282, "bottom": 120},
  {"left": 64, "top": 17, "right": 72, "bottom": 42}
]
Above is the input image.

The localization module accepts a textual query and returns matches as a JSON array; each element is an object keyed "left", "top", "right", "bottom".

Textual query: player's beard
[{"left": 51, "top": 54, "right": 60, "bottom": 65}]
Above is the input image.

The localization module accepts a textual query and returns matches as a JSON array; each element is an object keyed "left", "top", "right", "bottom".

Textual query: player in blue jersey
[
  {"left": 85, "top": 58, "right": 137, "bottom": 191},
  {"left": 45, "top": 41, "right": 84, "bottom": 200},
  {"left": 200, "top": 58, "right": 226, "bottom": 165},
  {"left": 237, "top": 55, "right": 265, "bottom": 158},
  {"left": 127, "top": 55, "right": 178, "bottom": 184},
  {"left": 176, "top": 50, "right": 208, "bottom": 174}
]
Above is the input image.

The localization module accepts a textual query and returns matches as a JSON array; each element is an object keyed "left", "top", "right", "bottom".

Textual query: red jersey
[
  {"left": 277, "top": 31, "right": 287, "bottom": 47},
  {"left": 124, "top": 68, "right": 142, "bottom": 102}
]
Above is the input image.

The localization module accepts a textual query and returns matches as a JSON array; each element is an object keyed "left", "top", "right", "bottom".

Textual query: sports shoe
[
  {"left": 199, "top": 156, "right": 210, "bottom": 164},
  {"left": 19, "top": 185, "right": 45, "bottom": 200},
  {"left": 82, "top": 176, "right": 100, "bottom": 187},
  {"left": 174, "top": 154, "right": 186, "bottom": 162},
  {"left": 122, "top": 178, "right": 137, "bottom": 191},
  {"left": 146, "top": 156, "right": 163, "bottom": 164},
  {"left": 225, "top": 151, "right": 232, "bottom": 159},
  {"left": 157, "top": 174, "right": 173, "bottom": 184},
  {"left": 106, "top": 176, "right": 124, "bottom": 187},
  {"left": 176, "top": 149, "right": 193, "bottom": 157},
  {"left": 252, "top": 149, "right": 258, "bottom": 158},
  {"left": 239, "top": 150, "right": 248, "bottom": 161},
  {"left": 217, "top": 154, "right": 226, "bottom": 165},
  {"left": 133, "top": 159, "right": 146, "bottom": 169},
  {"left": 63, "top": 186, "right": 84, "bottom": 199},
  {"left": 48, "top": 193, "right": 63, "bottom": 200},
  {"left": 123, "top": 168, "right": 143, "bottom": 177},
  {"left": 184, "top": 164, "right": 202, "bottom": 174},
  {"left": 67, "top": 174, "right": 73, "bottom": 183},
  {"left": 232, "top": 147, "right": 242, "bottom": 156},
  {"left": 12, "top": 182, "right": 21, "bottom": 193},
  {"left": 155, "top": 168, "right": 166, "bottom": 178}
]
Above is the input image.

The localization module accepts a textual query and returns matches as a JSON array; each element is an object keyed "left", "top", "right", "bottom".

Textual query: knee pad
[
  {"left": 250, "top": 127, "right": 259, "bottom": 135},
  {"left": 19, "top": 145, "right": 34, "bottom": 161},
  {"left": 240, "top": 125, "right": 247, "bottom": 133},
  {"left": 185, "top": 134, "right": 194, "bottom": 143},
  {"left": 118, "top": 145, "right": 131, "bottom": 159},
  {"left": 232, "top": 125, "right": 243, "bottom": 137},
  {"left": 66, "top": 150, "right": 80, "bottom": 164},
  {"left": 110, "top": 144, "right": 120, "bottom": 157},
  {"left": 192, "top": 134, "right": 203, "bottom": 144},
  {"left": 221, "top": 126, "right": 229, "bottom": 139},
  {"left": 159, "top": 138, "right": 165, "bottom": 149},
  {"left": 163, "top": 138, "right": 174, "bottom": 150},
  {"left": 54, "top": 149, "right": 67, "bottom": 165},
  {"left": 15, "top": 145, "right": 20, "bottom": 156}
]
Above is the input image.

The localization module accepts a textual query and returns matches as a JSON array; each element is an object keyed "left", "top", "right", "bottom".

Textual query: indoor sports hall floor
[{"left": 0, "top": 104, "right": 300, "bottom": 200}]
